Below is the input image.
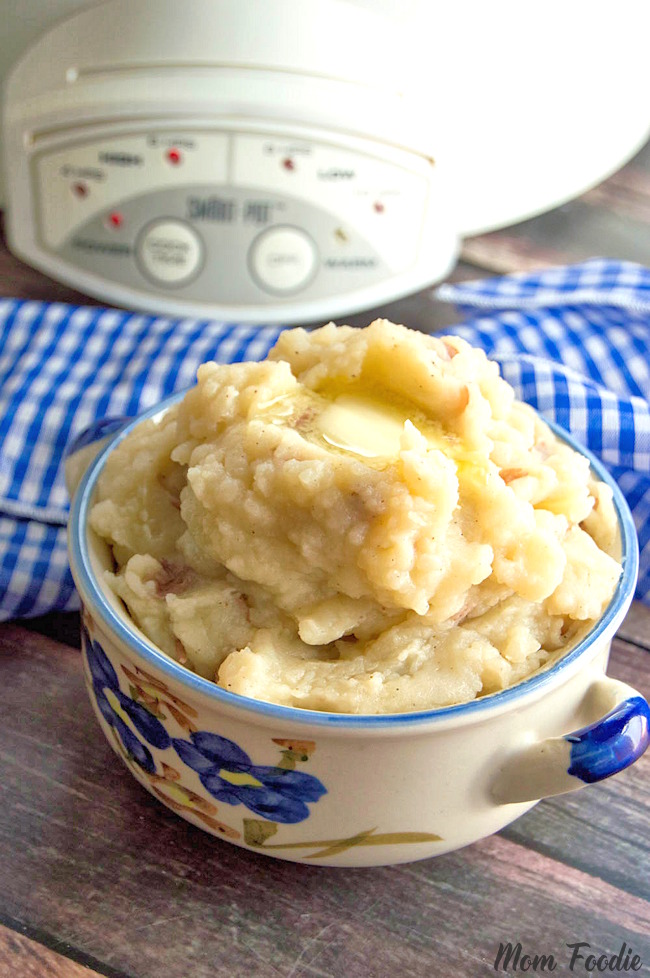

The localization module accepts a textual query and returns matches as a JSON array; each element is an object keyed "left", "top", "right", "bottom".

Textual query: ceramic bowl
[{"left": 67, "top": 394, "right": 650, "bottom": 867}]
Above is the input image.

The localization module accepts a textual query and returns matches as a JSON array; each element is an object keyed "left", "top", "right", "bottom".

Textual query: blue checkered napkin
[
  {"left": 438, "top": 259, "right": 650, "bottom": 314},
  {"left": 0, "top": 302, "right": 282, "bottom": 620},
  {"left": 0, "top": 257, "right": 648, "bottom": 622}
]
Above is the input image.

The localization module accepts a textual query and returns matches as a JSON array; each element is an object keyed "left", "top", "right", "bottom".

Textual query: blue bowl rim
[{"left": 69, "top": 390, "right": 639, "bottom": 730}]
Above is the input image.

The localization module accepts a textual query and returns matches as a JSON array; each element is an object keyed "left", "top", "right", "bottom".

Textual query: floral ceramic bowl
[{"left": 67, "top": 399, "right": 650, "bottom": 867}]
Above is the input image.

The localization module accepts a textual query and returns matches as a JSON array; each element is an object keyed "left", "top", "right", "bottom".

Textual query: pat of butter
[
  {"left": 318, "top": 393, "right": 412, "bottom": 459},
  {"left": 260, "top": 385, "right": 477, "bottom": 474},
  {"left": 315, "top": 390, "right": 489, "bottom": 486}
]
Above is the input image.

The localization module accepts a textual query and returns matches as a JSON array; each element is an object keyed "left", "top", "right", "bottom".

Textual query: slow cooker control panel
[{"left": 34, "top": 129, "right": 430, "bottom": 306}]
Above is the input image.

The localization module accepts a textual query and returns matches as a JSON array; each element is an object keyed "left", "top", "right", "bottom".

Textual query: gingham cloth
[{"left": 0, "top": 258, "right": 648, "bottom": 621}]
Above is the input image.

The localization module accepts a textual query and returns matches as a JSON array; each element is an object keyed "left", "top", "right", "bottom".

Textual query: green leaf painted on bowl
[
  {"left": 244, "top": 823, "right": 443, "bottom": 858},
  {"left": 244, "top": 818, "right": 280, "bottom": 847}
]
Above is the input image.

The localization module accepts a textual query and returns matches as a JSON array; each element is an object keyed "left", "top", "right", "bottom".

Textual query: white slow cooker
[{"left": 2, "top": 0, "right": 649, "bottom": 323}]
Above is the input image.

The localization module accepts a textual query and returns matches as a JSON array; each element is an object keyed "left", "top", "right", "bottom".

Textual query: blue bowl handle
[
  {"left": 64, "top": 417, "right": 132, "bottom": 498},
  {"left": 492, "top": 678, "right": 650, "bottom": 804}
]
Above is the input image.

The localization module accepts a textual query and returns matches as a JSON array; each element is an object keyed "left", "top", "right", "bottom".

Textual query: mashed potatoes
[{"left": 90, "top": 320, "right": 622, "bottom": 713}]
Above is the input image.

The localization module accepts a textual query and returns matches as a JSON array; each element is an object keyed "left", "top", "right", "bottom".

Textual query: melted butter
[
  {"left": 319, "top": 392, "right": 418, "bottom": 458},
  {"left": 255, "top": 391, "right": 297, "bottom": 421},
  {"left": 455, "top": 454, "right": 490, "bottom": 489},
  {"left": 315, "top": 382, "right": 455, "bottom": 462},
  {"left": 256, "top": 380, "right": 489, "bottom": 481}
]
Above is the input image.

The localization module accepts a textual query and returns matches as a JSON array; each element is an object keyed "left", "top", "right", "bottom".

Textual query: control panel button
[
  {"left": 136, "top": 219, "right": 203, "bottom": 286},
  {"left": 249, "top": 226, "right": 318, "bottom": 294}
]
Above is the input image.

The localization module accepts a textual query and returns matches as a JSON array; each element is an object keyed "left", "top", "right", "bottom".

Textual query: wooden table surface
[{"left": 1, "top": 136, "right": 650, "bottom": 977}]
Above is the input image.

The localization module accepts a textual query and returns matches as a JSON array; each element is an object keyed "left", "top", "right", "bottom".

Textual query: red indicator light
[
  {"left": 373, "top": 201, "right": 385, "bottom": 214},
  {"left": 72, "top": 181, "right": 89, "bottom": 198},
  {"left": 107, "top": 211, "right": 123, "bottom": 229},
  {"left": 282, "top": 157, "right": 295, "bottom": 172},
  {"left": 166, "top": 148, "right": 182, "bottom": 165}
]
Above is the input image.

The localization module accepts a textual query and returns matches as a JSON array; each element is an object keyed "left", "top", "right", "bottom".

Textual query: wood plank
[
  {"left": 0, "top": 623, "right": 648, "bottom": 978},
  {"left": 617, "top": 603, "right": 650, "bottom": 650},
  {"left": 0, "top": 213, "right": 104, "bottom": 308},
  {"left": 461, "top": 200, "right": 650, "bottom": 274},
  {"left": 471, "top": 835, "right": 650, "bottom": 934},
  {"left": 581, "top": 161, "right": 650, "bottom": 226},
  {"left": 0, "top": 920, "right": 110, "bottom": 978}
]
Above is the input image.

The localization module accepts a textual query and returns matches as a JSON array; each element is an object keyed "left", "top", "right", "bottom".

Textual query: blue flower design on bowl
[
  {"left": 83, "top": 627, "right": 171, "bottom": 773},
  {"left": 172, "top": 731, "right": 327, "bottom": 824}
]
